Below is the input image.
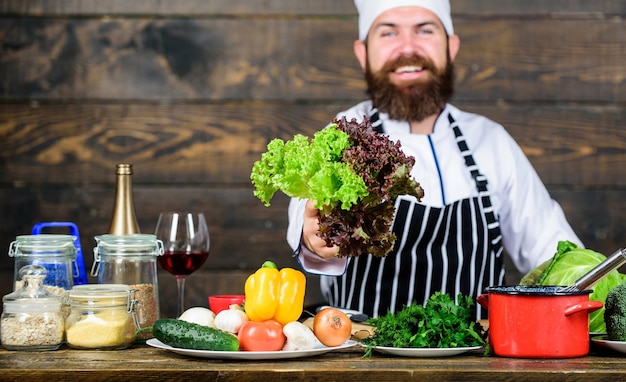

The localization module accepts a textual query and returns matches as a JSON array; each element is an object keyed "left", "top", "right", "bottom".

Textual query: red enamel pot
[{"left": 477, "top": 286, "right": 603, "bottom": 358}]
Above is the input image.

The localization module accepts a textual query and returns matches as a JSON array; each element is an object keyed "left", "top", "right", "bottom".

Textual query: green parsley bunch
[{"left": 361, "top": 292, "right": 488, "bottom": 357}]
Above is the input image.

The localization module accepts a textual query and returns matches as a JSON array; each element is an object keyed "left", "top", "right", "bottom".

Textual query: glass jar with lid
[
  {"left": 91, "top": 234, "right": 163, "bottom": 339},
  {"left": 1, "top": 265, "right": 64, "bottom": 351},
  {"left": 65, "top": 284, "right": 138, "bottom": 350},
  {"left": 9, "top": 234, "right": 77, "bottom": 294}
]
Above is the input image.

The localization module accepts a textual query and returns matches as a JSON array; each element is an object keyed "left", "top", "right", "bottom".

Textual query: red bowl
[{"left": 208, "top": 294, "right": 245, "bottom": 314}]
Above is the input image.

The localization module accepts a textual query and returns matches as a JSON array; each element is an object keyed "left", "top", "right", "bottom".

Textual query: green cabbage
[{"left": 520, "top": 240, "right": 626, "bottom": 333}]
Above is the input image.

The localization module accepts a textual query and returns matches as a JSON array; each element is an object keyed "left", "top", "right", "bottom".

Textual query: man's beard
[{"left": 364, "top": 54, "right": 455, "bottom": 122}]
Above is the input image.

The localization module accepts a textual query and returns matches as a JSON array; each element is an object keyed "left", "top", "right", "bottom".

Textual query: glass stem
[{"left": 175, "top": 275, "right": 187, "bottom": 317}]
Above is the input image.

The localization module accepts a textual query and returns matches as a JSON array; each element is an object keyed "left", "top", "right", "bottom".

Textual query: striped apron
[{"left": 322, "top": 109, "right": 505, "bottom": 319}]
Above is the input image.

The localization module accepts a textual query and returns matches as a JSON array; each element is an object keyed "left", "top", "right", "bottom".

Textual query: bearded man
[{"left": 287, "top": 0, "right": 582, "bottom": 319}]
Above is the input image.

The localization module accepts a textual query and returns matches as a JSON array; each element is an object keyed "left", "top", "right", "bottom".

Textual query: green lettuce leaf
[{"left": 251, "top": 125, "right": 368, "bottom": 211}]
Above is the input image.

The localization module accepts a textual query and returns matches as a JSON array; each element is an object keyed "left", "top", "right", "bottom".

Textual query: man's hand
[{"left": 302, "top": 200, "right": 339, "bottom": 259}]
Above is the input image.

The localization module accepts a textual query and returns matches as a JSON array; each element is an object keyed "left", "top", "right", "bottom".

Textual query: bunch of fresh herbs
[{"left": 361, "top": 292, "right": 487, "bottom": 357}]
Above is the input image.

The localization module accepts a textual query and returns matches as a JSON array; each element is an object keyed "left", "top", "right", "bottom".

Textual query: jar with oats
[
  {"left": 91, "top": 234, "right": 163, "bottom": 339},
  {"left": 1, "top": 265, "right": 64, "bottom": 351},
  {"left": 65, "top": 284, "right": 138, "bottom": 350}
]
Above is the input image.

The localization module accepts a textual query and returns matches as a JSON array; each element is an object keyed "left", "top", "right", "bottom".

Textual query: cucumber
[{"left": 153, "top": 319, "right": 239, "bottom": 351}]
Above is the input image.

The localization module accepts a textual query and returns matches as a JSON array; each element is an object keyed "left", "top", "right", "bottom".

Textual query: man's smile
[
  {"left": 391, "top": 65, "right": 426, "bottom": 81},
  {"left": 394, "top": 65, "right": 423, "bottom": 73}
]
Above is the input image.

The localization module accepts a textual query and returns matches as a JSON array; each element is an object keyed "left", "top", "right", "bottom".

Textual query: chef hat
[{"left": 354, "top": 0, "right": 454, "bottom": 40}]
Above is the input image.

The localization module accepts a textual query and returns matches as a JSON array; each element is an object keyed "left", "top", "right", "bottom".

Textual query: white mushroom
[{"left": 282, "top": 321, "right": 320, "bottom": 350}]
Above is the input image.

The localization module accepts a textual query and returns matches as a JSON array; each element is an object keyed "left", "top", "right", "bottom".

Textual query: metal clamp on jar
[{"left": 64, "top": 284, "right": 139, "bottom": 350}]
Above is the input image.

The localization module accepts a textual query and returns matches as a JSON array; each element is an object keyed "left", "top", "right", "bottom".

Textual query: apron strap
[
  {"left": 369, "top": 107, "right": 384, "bottom": 134},
  {"left": 448, "top": 113, "right": 501, "bottom": 246}
]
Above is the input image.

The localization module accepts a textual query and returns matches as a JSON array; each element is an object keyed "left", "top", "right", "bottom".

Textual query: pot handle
[
  {"left": 564, "top": 300, "right": 603, "bottom": 316},
  {"left": 476, "top": 294, "right": 489, "bottom": 309}
]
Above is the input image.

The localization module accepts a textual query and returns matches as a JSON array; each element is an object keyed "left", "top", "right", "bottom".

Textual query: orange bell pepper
[{"left": 244, "top": 261, "right": 306, "bottom": 325}]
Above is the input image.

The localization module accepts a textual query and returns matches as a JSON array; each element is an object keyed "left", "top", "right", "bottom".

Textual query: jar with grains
[
  {"left": 1, "top": 265, "right": 64, "bottom": 351},
  {"left": 9, "top": 234, "right": 77, "bottom": 294},
  {"left": 91, "top": 234, "right": 163, "bottom": 340},
  {"left": 65, "top": 284, "right": 139, "bottom": 350}
]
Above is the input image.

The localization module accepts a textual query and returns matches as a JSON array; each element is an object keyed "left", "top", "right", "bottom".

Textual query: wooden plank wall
[{"left": 1, "top": 0, "right": 624, "bottom": 318}]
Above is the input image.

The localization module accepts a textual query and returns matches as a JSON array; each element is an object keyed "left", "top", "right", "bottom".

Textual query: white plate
[
  {"left": 591, "top": 335, "right": 626, "bottom": 354},
  {"left": 146, "top": 338, "right": 357, "bottom": 360},
  {"left": 362, "top": 343, "right": 482, "bottom": 357}
]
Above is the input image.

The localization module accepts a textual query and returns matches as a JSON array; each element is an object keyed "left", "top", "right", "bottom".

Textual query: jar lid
[
  {"left": 69, "top": 284, "right": 129, "bottom": 298},
  {"left": 9, "top": 234, "right": 76, "bottom": 257},
  {"left": 3, "top": 265, "right": 62, "bottom": 313},
  {"left": 94, "top": 234, "right": 163, "bottom": 256},
  {"left": 67, "top": 284, "right": 133, "bottom": 308}
]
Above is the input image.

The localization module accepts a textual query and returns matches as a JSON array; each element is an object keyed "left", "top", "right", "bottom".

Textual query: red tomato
[
  {"left": 237, "top": 319, "right": 286, "bottom": 351},
  {"left": 313, "top": 308, "right": 352, "bottom": 347}
]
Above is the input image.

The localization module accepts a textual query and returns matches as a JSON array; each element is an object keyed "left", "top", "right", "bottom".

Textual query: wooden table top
[{"left": 2, "top": 341, "right": 626, "bottom": 382}]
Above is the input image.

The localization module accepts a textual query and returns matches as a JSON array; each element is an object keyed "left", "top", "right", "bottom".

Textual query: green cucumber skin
[{"left": 153, "top": 319, "right": 239, "bottom": 351}]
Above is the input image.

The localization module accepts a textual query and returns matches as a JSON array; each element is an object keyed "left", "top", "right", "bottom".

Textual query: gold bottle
[{"left": 108, "top": 164, "right": 141, "bottom": 234}]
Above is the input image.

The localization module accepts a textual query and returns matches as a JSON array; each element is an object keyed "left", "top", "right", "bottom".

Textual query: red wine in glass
[
  {"left": 158, "top": 250, "right": 209, "bottom": 276},
  {"left": 155, "top": 212, "right": 210, "bottom": 317}
]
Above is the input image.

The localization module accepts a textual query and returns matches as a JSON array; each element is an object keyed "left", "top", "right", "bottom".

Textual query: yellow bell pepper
[{"left": 244, "top": 261, "right": 306, "bottom": 325}]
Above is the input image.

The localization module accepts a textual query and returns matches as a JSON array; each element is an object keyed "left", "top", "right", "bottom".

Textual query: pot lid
[{"left": 484, "top": 285, "right": 592, "bottom": 296}]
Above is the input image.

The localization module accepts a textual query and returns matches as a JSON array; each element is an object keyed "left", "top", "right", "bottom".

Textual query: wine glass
[{"left": 154, "top": 212, "right": 210, "bottom": 317}]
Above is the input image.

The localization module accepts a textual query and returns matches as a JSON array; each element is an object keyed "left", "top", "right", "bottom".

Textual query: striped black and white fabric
[{"left": 323, "top": 110, "right": 505, "bottom": 319}]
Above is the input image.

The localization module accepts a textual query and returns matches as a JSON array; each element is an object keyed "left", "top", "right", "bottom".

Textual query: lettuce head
[
  {"left": 250, "top": 117, "right": 424, "bottom": 258},
  {"left": 520, "top": 240, "right": 626, "bottom": 333}
]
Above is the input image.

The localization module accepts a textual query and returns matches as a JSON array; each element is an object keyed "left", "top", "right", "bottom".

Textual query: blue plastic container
[{"left": 31, "top": 222, "right": 87, "bottom": 285}]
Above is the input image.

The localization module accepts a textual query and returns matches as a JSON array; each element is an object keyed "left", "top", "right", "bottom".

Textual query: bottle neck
[{"left": 108, "top": 164, "right": 140, "bottom": 234}]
